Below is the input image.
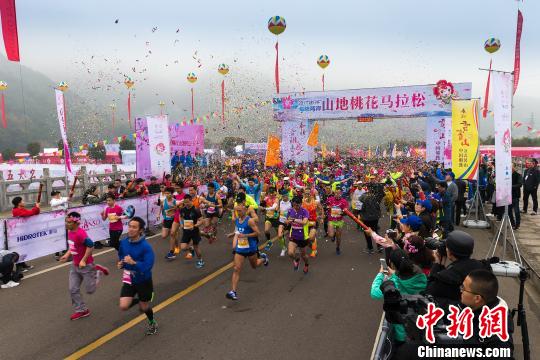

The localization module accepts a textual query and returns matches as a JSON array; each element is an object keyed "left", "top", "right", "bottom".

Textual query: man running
[
  {"left": 276, "top": 190, "right": 292, "bottom": 256},
  {"left": 118, "top": 217, "right": 157, "bottom": 335},
  {"left": 262, "top": 187, "right": 279, "bottom": 250},
  {"left": 303, "top": 189, "right": 323, "bottom": 258},
  {"left": 160, "top": 187, "right": 178, "bottom": 260},
  {"left": 61, "top": 212, "right": 109, "bottom": 320},
  {"left": 327, "top": 186, "right": 349, "bottom": 255},
  {"left": 179, "top": 194, "right": 205, "bottom": 268},
  {"left": 226, "top": 203, "right": 268, "bottom": 300},
  {"left": 287, "top": 196, "right": 310, "bottom": 273},
  {"left": 201, "top": 183, "right": 222, "bottom": 243}
]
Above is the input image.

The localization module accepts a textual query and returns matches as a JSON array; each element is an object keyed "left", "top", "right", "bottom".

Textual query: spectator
[
  {"left": 445, "top": 171, "right": 458, "bottom": 232},
  {"left": 509, "top": 164, "right": 522, "bottom": 230},
  {"left": 403, "top": 235, "right": 433, "bottom": 275},
  {"left": 147, "top": 176, "right": 161, "bottom": 194},
  {"left": 522, "top": 158, "right": 539, "bottom": 215},
  {"left": 0, "top": 250, "right": 22, "bottom": 289},
  {"left": 414, "top": 199, "right": 433, "bottom": 238},
  {"left": 179, "top": 150, "right": 186, "bottom": 167},
  {"left": 113, "top": 179, "right": 125, "bottom": 198},
  {"left": 186, "top": 151, "right": 194, "bottom": 168},
  {"left": 50, "top": 190, "right": 71, "bottom": 211},
  {"left": 11, "top": 197, "right": 38, "bottom": 272},
  {"left": 105, "top": 184, "right": 118, "bottom": 199},
  {"left": 436, "top": 182, "right": 452, "bottom": 237},
  {"left": 122, "top": 180, "right": 138, "bottom": 198},
  {"left": 171, "top": 151, "right": 180, "bottom": 169},
  {"left": 101, "top": 194, "right": 125, "bottom": 250},
  {"left": 82, "top": 186, "right": 103, "bottom": 205},
  {"left": 358, "top": 189, "right": 382, "bottom": 254},
  {"left": 454, "top": 177, "right": 467, "bottom": 226},
  {"left": 135, "top": 178, "right": 149, "bottom": 196}
]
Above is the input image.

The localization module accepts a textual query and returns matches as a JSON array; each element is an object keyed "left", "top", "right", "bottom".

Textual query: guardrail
[{"left": 0, "top": 164, "right": 136, "bottom": 211}]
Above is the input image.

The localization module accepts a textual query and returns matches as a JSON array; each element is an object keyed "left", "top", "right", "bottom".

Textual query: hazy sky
[{"left": 1, "top": 0, "right": 538, "bottom": 132}]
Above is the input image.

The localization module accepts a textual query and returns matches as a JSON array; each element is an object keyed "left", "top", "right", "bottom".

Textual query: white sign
[
  {"left": 147, "top": 116, "right": 171, "bottom": 180},
  {"left": 426, "top": 117, "right": 446, "bottom": 163},
  {"left": 281, "top": 120, "right": 313, "bottom": 163},
  {"left": 493, "top": 72, "right": 513, "bottom": 207},
  {"left": 147, "top": 194, "right": 161, "bottom": 228},
  {"left": 273, "top": 83, "right": 472, "bottom": 121},
  {"left": 6, "top": 210, "right": 67, "bottom": 262},
  {"left": 245, "top": 143, "right": 268, "bottom": 151},
  {"left": 443, "top": 117, "right": 453, "bottom": 169}
]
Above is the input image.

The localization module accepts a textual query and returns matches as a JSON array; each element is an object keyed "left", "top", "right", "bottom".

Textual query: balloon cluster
[
  {"left": 317, "top": 55, "right": 330, "bottom": 69},
  {"left": 0, "top": 81, "right": 7, "bottom": 91},
  {"left": 124, "top": 77, "right": 134, "bottom": 89}
]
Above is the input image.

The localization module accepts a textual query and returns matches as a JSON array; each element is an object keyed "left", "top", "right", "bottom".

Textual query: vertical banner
[
  {"left": 443, "top": 117, "right": 453, "bottom": 169},
  {"left": 493, "top": 72, "right": 513, "bottom": 206},
  {"left": 306, "top": 122, "right": 319, "bottom": 147},
  {"left": 135, "top": 117, "right": 151, "bottom": 180},
  {"left": 265, "top": 135, "right": 281, "bottom": 167},
  {"left": 55, "top": 89, "right": 72, "bottom": 174},
  {"left": 281, "top": 119, "right": 312, "bottom": 163},
  {"left": 0, "top": 219, "right": 5, "bottom": 250},
  {"left": 513, "top": 10, "right": 523, "bottom": 94},
  {"left": 426, "top": 117, "right": 446, "bottom": 163},
  {"left": 451, "top": 100, "right": 479, "bottom": 180},
  {"left": 0, "top": 0, "right": 20, "bottom": 61},
  {"left": 6, "top": 211, "right": 67, "bottom": 262},
  {"left": 146, "top": 116, "right": 171, "bottom": 180}
]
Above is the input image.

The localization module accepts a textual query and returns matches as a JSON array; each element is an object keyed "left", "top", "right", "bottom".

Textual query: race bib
[
  {"left": 184, "top": 220, "right": 194, "bottom": 230},
  {"left": 122, "top": 270, "right": 132, "bottom": 285},
  {"left": 331, "top": 206, "right": 342, "bottom": 217},
  {"left": 165, "top": 208, "right": 176, "bottom": 217},
  {"left": 108, "top": 213, "right": 119, "bottom": 222},
  {"left": 207, "top": 206, "right": 216, "bottom": 214},
  {"left": 279, "top": 211, "right": 287, "bottom": 222},
  {"left": 237, "top": 237, "right": 250, "bottom": 249},
  {"left": 67, "top": 240, "right": 77, "bottom": 254}
]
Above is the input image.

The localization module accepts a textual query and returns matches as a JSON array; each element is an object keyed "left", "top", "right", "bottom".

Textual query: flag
[
  {"left": 321, "top": 143, "right": 327, "bottom": 159},
  {"left": 367, "top": 145, "right": 372, "bottom": 159},
  {"left": 265, "top": 135, "right": 281, "bottom": 167},
  {"left": 513, "top": 121, "right": 522, "bottom": 128},
  {"left": 513, "top": 10, "right": 523, "bottom": 94},
  {"left": 482, "top": 59, "right": 492, "bottom": 119},
  {"left": 307, "top": 122, "right": 319, "bottom": 147},
  {"left": 274, "top": 41, "right": 280, "bottom": 94},
  {"left": 0, "top": 0, "right": 20, "bottom": 61},
  {"left": 55, "top": 89, "right": 72, "bottom": 174},
  {"left": 391, "top": 143, "right": 397, "bottom": 158}
]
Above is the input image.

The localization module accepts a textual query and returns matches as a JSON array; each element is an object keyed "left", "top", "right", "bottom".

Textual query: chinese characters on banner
[
  {"left": 281, "top": 120, "right": 313, "bottom": 163},
  {"left": 492, "top": 72, "right": 513, "bottom": 207},
  {"left": 146, "top": 116, "right": 171, "bottom": 181},
  {"left": 451, "top": 100, "right": 479, "bottom": 180},
  {"left": 426, "top": 117, "right": 447, "bottom": 163},
  {"left": 273, "top": 83, "right": 471, "bottom": 121},
  {"left": 444, "top": 117, "right": 453, "bottom": 169},
  {"left": 169, "top": 124, "right": 204, "bottom": 155},
  {"left": 135, "top": 117, "right": 151, "bottom": 180}
]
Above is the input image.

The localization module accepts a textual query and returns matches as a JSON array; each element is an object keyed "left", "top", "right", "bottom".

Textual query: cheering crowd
[{"left": 2, "top": 151, "right": 537, "bottom": 357}]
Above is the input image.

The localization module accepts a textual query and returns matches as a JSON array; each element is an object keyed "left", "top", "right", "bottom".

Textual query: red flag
[
  {"left": 0, "top": 0, "right": 20, "bottom": 61},
  {"left": 482, "top": 59, "right": 492, "bottom": 119},
  {"left": 1, "top": 93, "right": 6, "bottom": 128},
  {"left": 322, "top": 73, "right": 325, "bottom": 92},
  {"left": 513, "top": 10, "right": 523, "bottom": 94},
  {"left": 127, "top": 91, "right": 132, "bottom": 129},
  {"left": 221, "top": 79, "right": 225, "bottom": 124},
  {"left": 274, "top": 41, "right": 280, "bottom": 94}
]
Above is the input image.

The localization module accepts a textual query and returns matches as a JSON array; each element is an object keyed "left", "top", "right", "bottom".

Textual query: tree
[
  {"left": 1, "top": 148, "right": 16, "bottom": 161},
  {"left": 27, "top": 142, "right": 41, "bottom": 157},
  {"left": 88, "top": 144, "right": 106, "bottom": 161},
  {"left": 221, "top": 137, "right": 245, "bottom": 156},
  {"left": 119, "top": 138, "right": 135, "bottom": 151}
]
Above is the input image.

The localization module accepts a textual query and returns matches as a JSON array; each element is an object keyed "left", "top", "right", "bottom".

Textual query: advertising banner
[
  {"left": 281, "top": 119, "right": 313, "bottom": 163},
  {"left": 426, "top": 117, "right": 446, "bottom": 163},
  {"left": 135, "top": 117, "right": 151, "bottom": 180},
  {"left": 169, "top": 124, "right": 204, "bottom": 155},
  {"left": 492, "top": 72, "right": 514, "bottom": 206},
  {"left": 146, "top": 116, "right": 171, "bottom": 180},
  {"left": 6, "top": 210, "right": 67, "bottom": 262},
  {"left": 147, "top": 194, "right": 161, "bottom": 228},
  {"left": 451, "top": 100, "right": 479, "bottom": 180},
  {"left": 273, "top": 83, "right": 472, "bottom": 121}
]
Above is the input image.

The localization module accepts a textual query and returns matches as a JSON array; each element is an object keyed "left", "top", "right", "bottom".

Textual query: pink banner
[
  {"left": 169, "top": 124, "right": 204, "bottom": 155},
  {"left": 0, "top": 0, "right": 20, "bottom": 61},
  {"left": 55, "top": 90, "right": 72, "bottom": 174},
  {"left": 513, "top": 10, "right": 523, "bottom": 94}
]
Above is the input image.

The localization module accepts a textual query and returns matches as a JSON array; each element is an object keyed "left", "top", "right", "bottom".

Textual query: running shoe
[
  {"left": 146, "top": 320, "right": 158, "bottom": 335},
  {"left": 226, "top": 290, "right": 238, "bottom": 300},
  {"left": 260, "top": 252, "right": 269, "bottom": 266},
  {"left": 280, "top": 249, "right": 287, "bottom": 257},
  {"left": 303, "top": 264, "right": 309, "bottom": 274},
  {"left": 185, "top": 252, "right": 193, "bottom": 260},
  {"left": 20, "top": 264, "right": 34, "bottom": 273},
  {"left": 95, "top": 264, "right": 110, "bottom": 276},
  {"left": 1, "top": 281, "right": 20, "bottom": 289},
  {"left": 165, "top": 251, "right": 176, "bottom": 260},
  {"left": 293, "top": 260, "right": 300, "bottom": 271},
  {"left": 264, "top": 240, "right": 273, "bottom": 251},
  {"left": 70, "top": 309, "right": 90, "bottom": 321},
  {"left": 377, "top": 246, "right": 384, "bottom": 253},
  {"left": 309, "top": 250, "right": 318, "bottom": 258},
  {"left": 336, "top": 247, "right": 341, "bottom": 255},
  {"left": 195, "top": 259, "right": 205, "bottom": 269},
  {"left": 173, "top": 246, "right": 180, "bottom": 255}
]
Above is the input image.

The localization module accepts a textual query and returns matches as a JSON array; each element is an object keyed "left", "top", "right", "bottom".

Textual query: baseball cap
[
  {"left": 415, "top": 199, "right": 432, "bottom": 212},
  {"left": 399, "top": 215, "right": 423, "bottom": 231},
  {"left": 446, "top": 230, "right": 474, "bottom": 258}
]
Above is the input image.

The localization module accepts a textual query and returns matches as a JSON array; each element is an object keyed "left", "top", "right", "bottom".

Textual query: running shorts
[
  {"left": 120, "top": 279, "right": 154, "bottom": 302},
  {"left": 181, "top": 230, "right": 202, "bottom": 245},
  {"left": 163, "top": 219, "right": 174, "bottom": 229}
]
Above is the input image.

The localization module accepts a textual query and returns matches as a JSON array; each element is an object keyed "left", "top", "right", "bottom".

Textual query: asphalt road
[{"left": 0, "top": 215, "right": 538, "bottom": 360}]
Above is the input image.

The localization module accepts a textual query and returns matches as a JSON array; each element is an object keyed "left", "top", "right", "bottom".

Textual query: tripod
[
  {"left": 463, "top": 179, "right": 490, "bottom": 229},
  {"left": 511, "top": 268, "right": 530, "bottom": 360}
]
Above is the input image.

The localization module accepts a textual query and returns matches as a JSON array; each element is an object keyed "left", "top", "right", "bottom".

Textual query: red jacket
[{"left": 12, "top": 206, "right": 40, "bottom": 217}]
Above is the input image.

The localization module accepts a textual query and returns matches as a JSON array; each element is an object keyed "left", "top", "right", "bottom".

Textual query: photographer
[
  {"left": 426, "top": 230, "right": 491, "bottom": 308},
  {"left": 371, "top": 248, "right": 427, "bottom": 344},
  {"left": 460, "top": 269, "right": 514, "bottom": 354},
  {"left": 0, "top": 250, "right": 22, "bottom": 289}
]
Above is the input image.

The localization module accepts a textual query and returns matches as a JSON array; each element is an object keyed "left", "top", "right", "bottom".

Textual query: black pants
[
  {"left": 1, "top": 254, "right": 17, "bottom": 284},
  {"left": 109, "top": 230, "right": 123, "bottom": 251},
  {"left": 508, "top": 199, "right": 521, "bottom": 228},
  {"left": 455, "top": 200, "right": 467, "bottom": 225},
  {"left": 363, "top": 219, "right": 379, "bottom": 250},
  {"left": 523, "top": 187, "right": 538, "bottom": 213}
]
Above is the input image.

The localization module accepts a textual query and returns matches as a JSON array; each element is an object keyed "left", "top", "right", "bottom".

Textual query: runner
[
  {"left": 179, "top": 194, "right": 206, "bottom": 268},
  {"left": 101, "top": 194, "right": 126, "bottom": 251},
  {"left": 262, "top": 186, "right": 280, "bottom": 250},
  {"left": 327, "top": 186, "right": 349, "bottom": 255},
  {"left": 225, "top": 202, "right": 268, "bottom": 301},
  {"left": 303, "top": 189, "right": 323, "bottom": 258},
  {"left": 286, "top": 196, "right": 310, "bottom": 273},
  {"left": 276, "top": 190, "right": 292, "bottom": 256},
  {"left": 118, "top": 217, "right": 157, "bottom": 335},
  {"left": 60, "top": 212, "right": 109, "bottom": 320},
  {"left": 200, "top": 183, "right": 222, "bottom": 243},
  {"left": 160, "top": 187, "right": 179, "bottom": 260}
]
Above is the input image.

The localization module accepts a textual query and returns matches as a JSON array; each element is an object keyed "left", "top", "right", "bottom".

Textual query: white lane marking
[{"left": 370, "top": 313, "right": 385, "bottom": 360}]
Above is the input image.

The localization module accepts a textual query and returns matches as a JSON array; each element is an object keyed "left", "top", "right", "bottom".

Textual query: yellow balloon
[
  {"left": 0, "top": 81, "right": 7, "bottom": 91},
  {"left": 187, "top": 72, "right": 198, "bottom": 83},
  {"left": 124, "top": 78, "right": 134, "bottom": 89}
]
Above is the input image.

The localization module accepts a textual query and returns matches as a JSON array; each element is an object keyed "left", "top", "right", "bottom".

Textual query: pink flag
[
  {"left": 274, "top": 41, "right": 280, "bottom": 94},
  {"left": 55, "top": 89, "right": 72, "bottom": 174},
  {"left": 0, "top": 0, "right": 20, "bottom": 61},
  {"left": 482, "top": 60, "right": 492, "bottom": 119},
  {"left": 513, "top": 10, "right": 523, "bottom": 94}
]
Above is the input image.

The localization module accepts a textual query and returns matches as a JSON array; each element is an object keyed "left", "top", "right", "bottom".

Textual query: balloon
[
  {"left": 187, "top": 72, "right": 198, "bottom": 83},
  {"left": 268, "top": 16, "right": 286, "bottom": 35},
  {"left": 124, "top": 77, "right": 134, "bottom": 89},
  {"left": 57, "top": 81, "right": 69, "bottom": 91},
  {"left": 0, "top": 81, "right": 7, "bottom": 91},
  {"left": 317, "top": 55, "right": 330, "bottom": 69},
  {"left": 484, "top": 38, "right": 501, "bottom": 54},
  {"left": 218, "top": 63, "right": 229, "bottom": 75}
]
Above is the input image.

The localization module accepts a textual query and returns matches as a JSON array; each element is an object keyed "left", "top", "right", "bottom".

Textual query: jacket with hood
[
  {"left": 118, "top": 235, "right": 154, "bottom": 285},
  {"left": 370, "top": 266, "right": 427, "bottom": 342}
]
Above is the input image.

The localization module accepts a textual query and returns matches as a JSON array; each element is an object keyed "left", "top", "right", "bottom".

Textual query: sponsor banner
[
  {"left": 273, "top": 83, "right": 472, "bottom": 121},
  {"left": 147, "top": 116, "right": 171, "bottom": 180},
  {"left": 6, "top": 210, "right": 67, "bottom": 262},
  {"left": 281, "top": 119, "right": 313, "bottom": 163},
  {"left": 426, "top": 117, "right": 446, "bottom": 163},
  {"left": 169, "top": 124, "right": 205, "bottom": 155},
  {"left": 451, "top": 100, "right": 479, "bottom": 180},
  {"left": 135, "top": 117, "right": 151, "bottom": 180},
  {"left": 492, "top": 72, "right": 514, "bottom": 206},
  {"left": 55, "top": 89, "right": 73, "bottom": 174}
]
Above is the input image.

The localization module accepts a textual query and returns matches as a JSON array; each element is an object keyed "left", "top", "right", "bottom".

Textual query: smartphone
[{"left": 380, "top": 258, "right": 388, "bottom": 273}]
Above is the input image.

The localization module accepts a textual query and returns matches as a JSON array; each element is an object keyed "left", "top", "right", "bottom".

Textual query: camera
[
  {"left": 425, "top": 237, "right": 447, "bottom": 258},
  {"left": 385, "top": 229, "right": 398, "bottom": 240}
]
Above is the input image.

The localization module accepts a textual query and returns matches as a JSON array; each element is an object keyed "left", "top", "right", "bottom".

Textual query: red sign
[{"left": 357, "top": 117, "right": 374, "bottom": 123}]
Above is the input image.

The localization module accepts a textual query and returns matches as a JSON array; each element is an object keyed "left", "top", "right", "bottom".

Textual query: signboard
[
  {"left": 281, "top": 119, "right": 313, "bottom": 163},
  {"left": 493, "top": 72, "right": 513, "bottom": 206},
  {"left": 451, "top": 100, "right": 479, "bottom": 180},
  {"left": 169, "top": 124, "right": 205, "bottom": 155},
  {"left": 136, "top": 116, "right": 171, "bottom": 181},
  {"left": 6, "top": 210, "right": 67, "bottom": 262},
  {"left": 273, "top": 83, "right": 472, "bottom": 121}
]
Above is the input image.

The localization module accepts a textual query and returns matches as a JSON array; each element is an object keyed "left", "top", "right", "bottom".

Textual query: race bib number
[
  {"left": 237, "top": 237, "right": 250, "bottom": 249},
  {"left": 279, "top": 211, "right": 287, "bottom": 222},
  {"left": 184, "top": 220, "right": 194, "bottom": 230},
  {"left": 122, "top": 270, "right": 132, "bottom": 285},
  {"left": 67, "top": 240, "right": 77, "bottom": 255},
  {"left": 108, "top": 213, "right": 119, "bottom": 222},
  {"left": 207, "top": 206, "right": 216, "bottom": 214},
  {"left": 331, "top": 206, "right": 342, "bottom": 217}
]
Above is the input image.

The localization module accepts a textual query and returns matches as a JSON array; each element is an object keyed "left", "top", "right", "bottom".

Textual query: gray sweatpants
[{"left": 69, "top": 263, "right": 97, "bottom": 312}]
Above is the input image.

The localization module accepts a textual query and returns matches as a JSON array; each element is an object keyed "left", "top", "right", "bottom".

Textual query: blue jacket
[{"left": 119, "top": 236, "right": 154, "bottom": 284}]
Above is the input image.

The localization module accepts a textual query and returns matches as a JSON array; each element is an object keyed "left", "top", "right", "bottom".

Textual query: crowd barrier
[{"left": 1, "top": 194, "right": 161, "bottom": 263}]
